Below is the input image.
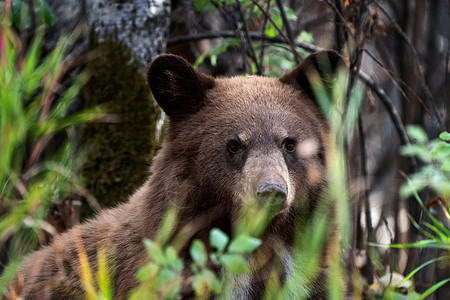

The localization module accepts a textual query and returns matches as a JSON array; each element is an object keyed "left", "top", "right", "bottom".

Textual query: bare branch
[
  {"left": 274, "top": 0, "right": 298, "bottom": 64},
  {"left": 374, "top": 0, "right": 445, "bottom": 130},
  {"left": 250, "top": 0, "right": 302, "bottom": 62},
  {"left": 234, "top": 0, "right": 262, "bottom": 74},
  {"left": 364, "top": 49, "right": 433, "bottom": 117},
  {"left": 358, "top": 116, "right": 375, "bottom": 285},
  {"left": 167, "top": 30, "right": 321, "bottom": 52}
]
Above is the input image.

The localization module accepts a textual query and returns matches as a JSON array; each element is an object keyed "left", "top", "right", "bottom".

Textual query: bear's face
[{"left": 147, "top": 51, "right": 342, "bottom": 221}]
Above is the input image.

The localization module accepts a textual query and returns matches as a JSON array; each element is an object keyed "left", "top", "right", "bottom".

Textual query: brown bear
[{"left": 4, "top": 50, "right": 344, "bottom": 299}]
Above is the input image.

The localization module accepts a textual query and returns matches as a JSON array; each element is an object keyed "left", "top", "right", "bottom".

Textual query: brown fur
[{"left": 5, "top": 51, "right": 345, "bottom": 299}]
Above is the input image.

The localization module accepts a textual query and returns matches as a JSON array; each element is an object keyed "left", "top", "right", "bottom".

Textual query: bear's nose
[{"left": 256, "top": 183, "right": 287, "bottom": 207}]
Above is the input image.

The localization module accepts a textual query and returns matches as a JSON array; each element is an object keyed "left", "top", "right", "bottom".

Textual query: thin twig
[
  {"left": 250, "top": 0, "right": 302, "bottom": 62},
  {"left": 374, "top": 0, "right": 445, "bottom": 130},
  {"left": 275, "top": 0, "right": 299, "bottom": 64},
  {"left": 358, "top": 70, "right": 417, "bottom": 172},
  {"left": 323, "top": 0, "right": 356, "bottom": 40},
  {"left": 333, "top": 0, "right": 345, "bottom": 51},
  {"left": 297, "top": 12, "right": 334, "bottom": 34},
  {"left": 167, "top": 30, "right": 321, "bottom": 52},
  {"left": 358, "top": 116, "right": 375, "bottom": 285},
  {"left": 257, "top": 0, "right": 272, "bottom": 70},
  {"left": 234, "top": 0, "right": 262, "bottom": 74},
  {"left": 364, "top": 49, "right": 433, "bottom": 117}
]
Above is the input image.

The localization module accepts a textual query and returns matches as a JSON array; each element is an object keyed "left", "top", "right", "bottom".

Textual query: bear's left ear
[
  {"left": 147, "top": 54, "right": 215, "bottom": 120},
  {"left": 280, "top": 50, "right": 346, "bottom": 105}
]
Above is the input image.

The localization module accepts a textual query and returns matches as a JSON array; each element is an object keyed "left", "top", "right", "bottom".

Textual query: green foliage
[
  {"left": 131, "top": 239, "right": 184, "bottom": 299},
  {"left": 0, "top": 0, "right": 55, "bottom": 28},
  {"left": 263, "top": 6, "right": 297, "bottom": 38},
  {"left": 370, "top": 127, "right": 450, "bottom": 298},
  {"left": 0, "top": 20, "right": 99, "bottom": 293},
  {"left": 400, "top": 126, "right": 450, "bottom": 198},
  {"left": 227, "top": 234, "right": 261, "bottom": 253},
  {"left": 132, "top": 221, "right": 263, "bottom": 299},
  {"left": 190, "top": 239, "right": 208, "bottom": 267},
  {"left": 80, "top": 34, "right": 161, "bottom": 217},
  {"left": 194, "top": 38, "right": 240, "bottom": 68},
  {"left": 370, "top": 200, "right": 449, "bottom": 299},
  {"left": 210, "top": 228, "right": 229, "bottom": 253},
  {"left": 194, "top": 0, "right": 211, "bottom": 12},
  {"left": 192, "top": 0, "right": 312, "bottom": 76},
  {"left": 77, "top": 242, "right": 114, "bottom": 300}
]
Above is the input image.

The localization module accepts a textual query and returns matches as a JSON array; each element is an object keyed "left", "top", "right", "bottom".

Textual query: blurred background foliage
[{"left": 79, "top": 33, "right": 161, "bottom": 218}]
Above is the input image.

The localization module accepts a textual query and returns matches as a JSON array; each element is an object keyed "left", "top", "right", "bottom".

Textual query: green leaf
[
  {"left": 370, "top": 239, "right": 448, "bottom": 250},
  {"left": 406, "top": 125, "right": 428, "bottom": 144},
  {"left": 220, "top": 254, "right": 248, "bottom": 274},
  {"left": 298, "top": 30, "right": 314, "bottom": 44},
  {"left": 192, "top": 269, "right": 218, "bottom": 296},
  {"left": 270, "top": 8, "right": 283, "bottom": 29},
  {"left": 38, "top": 0, "right": 55, "bottom": 26},
  {"left": 12, "top": 0, "right": 31, "bottom": 29},
  {"left": 441, "top": 158, "right": 450, "bottom": 171},
  {"left": 194, "top": 0, "right": 210, "bottom": 12},
  {"left": 211, "top": 274, "right": 222, "bottom": 294},
  {"left": 210, "top": 253, "right": 220, "bottom": 265},
  {"left": 165, "top": 246, "right": 178, "bottom": 264},
  {"left": 143, "top": 239, "right": 166, "bottom": 265},
  {"left": 423, "top": 222, "right": 447, "bottom": 242},
  {"left": 284, "top": 7, "right": 297, "bottom": 21},
  {"left": 172, "top": 258, "right": 184, "bottom": 272},
  {"left": 265, "top": 26, "right": 277, "bottom": 38},
  {"left": 417, "top": 278, "right": 450, "bottom": 300},
  {"left": 400, "top": 144, "right": 429, "bottom": 162},
  {"left": 439, "top": 131, "right": 450, "bottom": 141},
  {"left": 402, "top": 256, "right": 448, "bottom": 286},
  {"left": 228, "top": 235, "right": 261, "bottom": 254},
  {"left": 159, "top": 268, "right": 177, "bottom": 284},
  {"left": 400, "top": 180, "right": 426, "bottom": 199},
  {"left": 190, "top": 239, "right": 207, "bottom": 267},
  {"left": 156, "top": 207, "right": 177, "bottom": 245},
  {"left": 22, "top": 30, "right": 44, "bottom": 82},
  {"left": 135, "top": 263, "right": 159, "bottom": 281},
  {"left": 210, "top": 228, "right": 229, "bottom": 253},
  {"left": 430, "top": 141, "right": 450, "bottom": 159}
]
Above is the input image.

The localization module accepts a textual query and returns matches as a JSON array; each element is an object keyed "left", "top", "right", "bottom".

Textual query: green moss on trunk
[{"left": 80, "top": 35, "right": 161, "bottom": 218}]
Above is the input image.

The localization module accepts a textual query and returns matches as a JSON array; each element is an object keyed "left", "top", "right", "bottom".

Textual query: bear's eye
[
  {"left": 283, "top": 139, "right": 297, "bottom": 153},
  {"left": 226, "top": 139, "right": 242, "bottom": 154}
]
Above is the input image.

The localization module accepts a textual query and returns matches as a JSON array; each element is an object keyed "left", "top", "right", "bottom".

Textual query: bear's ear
[
  {"left": 147, "top": 54, "right": 215, "bottom": 119},
  {"left": 280, "top": 50, "right": 346, "bottom": 105}
]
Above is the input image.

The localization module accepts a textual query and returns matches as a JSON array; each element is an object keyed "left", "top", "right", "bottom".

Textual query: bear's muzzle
[{"left": 256, "top": 182, "right": 287, "bottom": 207}]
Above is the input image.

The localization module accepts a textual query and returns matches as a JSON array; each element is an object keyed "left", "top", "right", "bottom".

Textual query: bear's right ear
[
  {"left": 147, "top": 54, "right": 215, "bottom": 119},
  {"left": 280, "top": 50, "right": 346, "bottom": 106}
]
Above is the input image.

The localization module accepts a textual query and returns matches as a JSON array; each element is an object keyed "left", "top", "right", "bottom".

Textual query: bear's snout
[{"left": 256, "top": 182, "right": 287, "bottom": 207}]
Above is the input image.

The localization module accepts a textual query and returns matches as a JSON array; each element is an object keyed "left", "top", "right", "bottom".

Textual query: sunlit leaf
[
  {"left": 210, "top": 228, "right": 229, "bottom": 253},
  {"left": 228, "top": 235, "right": 261, "bottom": 254},
  {"left": 220, "top": 254, "right": 248, "bottom": 274},
  {"left": 407, "top": 125, "right": 428, "bottom": 144},
  {"left": 143, "top": 239, "right": 166, "bottom": 265},
  {"left": 439, "top": 131, "right": 450, "bottom": 141},
  {"left": 190, "top": 239, "right": 207, "bottom": 267},
  {"left": 441, "top": 158, "right": 450, "bottom": 171},
  {"left": 417, "top": 278, "right": 450, "bottom": 300}
]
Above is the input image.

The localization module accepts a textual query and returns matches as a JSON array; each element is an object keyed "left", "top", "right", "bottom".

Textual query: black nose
[{"left": 256, "top": 183, "right": 287, "bottom": 206}]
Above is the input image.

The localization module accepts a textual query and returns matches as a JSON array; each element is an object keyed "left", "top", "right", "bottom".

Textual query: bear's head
[{"left": 147, "top": 51, "right": 344, "bottom": 227}]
